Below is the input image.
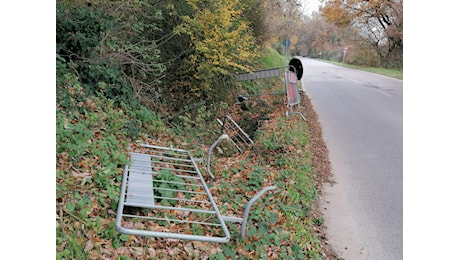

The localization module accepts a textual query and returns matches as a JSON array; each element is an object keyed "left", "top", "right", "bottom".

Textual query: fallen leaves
[{"left": 56, "top": 79, "right": 341, "bottom": 259}]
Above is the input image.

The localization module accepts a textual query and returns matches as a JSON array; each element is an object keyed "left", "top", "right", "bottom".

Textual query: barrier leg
[{"left": 240, "top": 186, "right": 278, "bottom": 238}]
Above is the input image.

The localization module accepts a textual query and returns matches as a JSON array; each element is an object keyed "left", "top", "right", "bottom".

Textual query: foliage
[
  {"left": 153, "top": 169, "right": 188, "bottom": 206},
  {"left": 56, "top": 2, "right": 132, "bottom": 104},
  {"left": 258, "top": 46, "right": 287, "bottom": 68},
  {"left": 56, "top": 54, "right": 171, "bottom": 258},
  {"left": 241, "top": 0, "right": 270, "bottom": 46},
  {"left": 321, "top": 0, "right": 403, "bottom": 68},
  {"left": 260, "top": 0, "right": 305, "bottom": 54},
  {"left": 207, "top": 105, "right": 325, "bottom": 259},
  {"left": 56, "top": 4, "right": 111, "bottom": 61},
  {"left": 256, "top": 0, "right": 402, "bottom": 69},
  {"left": 57, "top": 0, "right": 167, "bottom": 108},
  {"left": 175, "top": 0, "right": 260, "bottom": 96},
  {"left": 96, "top": 0, "right": 166, "bottom": 105}
]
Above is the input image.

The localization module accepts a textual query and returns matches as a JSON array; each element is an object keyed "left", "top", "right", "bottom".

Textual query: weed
[
  {"left": 313, "top": 217, "right": 324, "bottom": 226},
  {"left": 247, "top": 167, "right": 265, "bottom": 190},
  {"left": 153, "top": 169, "right": 188, "bottom": 206}
]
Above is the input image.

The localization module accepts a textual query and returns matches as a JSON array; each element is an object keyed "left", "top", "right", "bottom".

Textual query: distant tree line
[{"left": 294, "top": 0, "right": 403, "bottom": 68}]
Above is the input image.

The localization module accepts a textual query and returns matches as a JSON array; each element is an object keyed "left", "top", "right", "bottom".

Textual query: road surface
[{"left": 298, "top": 57, "right": 403, "bottom": 259}]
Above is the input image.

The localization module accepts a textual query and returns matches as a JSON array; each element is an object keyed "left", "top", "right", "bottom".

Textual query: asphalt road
[{"left": 298, "top": 57, "right": 403, "bottom": 259}]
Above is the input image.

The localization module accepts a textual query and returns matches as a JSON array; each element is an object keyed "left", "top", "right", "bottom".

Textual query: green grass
[
  {"left": 258, "top": 46, "right": 287, "bottom": 68},
  {"left": 210, "top": 114, "right": 324, "bottom": 259},
  {"left": 320, "top": 59, "right": 403, "bottom": 80}
]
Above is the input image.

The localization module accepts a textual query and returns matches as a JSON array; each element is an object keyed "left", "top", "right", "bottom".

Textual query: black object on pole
[{"left": 289, "top": 58, "right": 303, "bottom": 80}]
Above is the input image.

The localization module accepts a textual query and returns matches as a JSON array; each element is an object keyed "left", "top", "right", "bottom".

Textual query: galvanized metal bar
[
  {"left": 189, "top": 153, "right": 231, "bottom": 239},
  {"left": 130, "top": 166, "right": 198, "bottom": 176},
  {"left": 236, "top": 92, "right": 286, "bottom": 98},
  {"left": 225, "top": 121, "right": 253, "bottom": 147},
  {"left": 225, "top": 115, "right": 254, "bottom": 147},
  {"left": 121, "top": 203, "right": 215, "bottom": 215},
  {"left": 117, "top": 143, "right": 278, "bottom": 243},
  {"left": 115, "top": 226, "right": 230, "bottom": 243},
  {"left": 122, "top": 214, "right": 223, "bottom": 227},
  {"left": 128, "top": 168, "right": 201, "bottom": 181},
  {"left": 234, "top": 65, "right": 297, "bottom": 82},
  {"left": 206, "top": 134, "right": 229, "bottom": 179},
  {"left": 141, "top": 144, "right": 190, "bottom": 154},
  {"left": 152, "top": 185, "right": 207, "bottom": 197},
  {"left": 132, "top": 153, "right": 196, "bottom": 169},
  {"left": 217, "top": 118, "right": 243, "bottom": 152},
  {"left": 153, "top": 179, "right": 204, "bottom": 189},
  {"left": 116, "top": 164, "right": 130, "bottom": 226},
  {"left": 222, "top": 216, "right": 243, "bottom": 223},
  {"left": 240, "top": 186, "right": 278, "bottom": 238},
  {"left": 288, "top": 111, "right": 307, "bottom": 121},
  {"left": 152, "top": 195, "right": 211, "bottom": 205},
  {"left": 137, "top": 153, "right": 196, "bottom": 164}
]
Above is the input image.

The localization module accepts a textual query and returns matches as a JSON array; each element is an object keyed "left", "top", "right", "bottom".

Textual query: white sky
[{"left": 301, "top": 0, "right": 322, "bottom": 15}]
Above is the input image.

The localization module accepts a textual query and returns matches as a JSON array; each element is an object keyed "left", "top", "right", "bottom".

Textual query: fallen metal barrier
[
  {"left": 116, "top": 144, "right": 277, "bottom": 243},
  {"left": 217, "top": 114, "right": 254, "bottom": 153},
  {"left": 206, "top": 114, "right": 255, "bottom": 179}
]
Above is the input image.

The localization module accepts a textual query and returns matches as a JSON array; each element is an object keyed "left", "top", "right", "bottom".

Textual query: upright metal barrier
[
  {"left": 234, "top": 57, "right": 303, "bottom": 82},
  {"left": 284, "top": 70, "right": 306, "bottom": 121}
]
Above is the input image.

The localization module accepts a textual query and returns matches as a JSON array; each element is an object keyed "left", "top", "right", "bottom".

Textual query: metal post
[
  {"left": 207, "top": 134, "right": 229, "bottom": 179},
  {"left": 240, "top": 186, "right": 277, "bottom": 238}
]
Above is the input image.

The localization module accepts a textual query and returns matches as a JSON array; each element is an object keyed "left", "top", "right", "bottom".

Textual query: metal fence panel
[
  {"left": 116, "top": 146, "right": 231, "bottom": 243},
  {"left": 285, "top": 70, "right": 300, "bottom": 106},
  {"left": 235, "top": 68, "right": 281, "bottom": 81},
  {"left": 217, "top": 114, "right": 254, "bottom": 153}
]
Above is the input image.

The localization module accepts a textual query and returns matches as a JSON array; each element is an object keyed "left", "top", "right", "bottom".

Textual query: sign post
[
  {"left": 284, "top": 39, "right": 290, "bottom": 61},
  {"left": 343, "top": 47, "right": 348, "bottom": 63}
]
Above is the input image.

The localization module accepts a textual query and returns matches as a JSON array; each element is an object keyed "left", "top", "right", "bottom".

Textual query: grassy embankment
[
  {"left": 56, "top": 47, "right": 332, "bottom": 259},
  {"left": 320, "top": 59, "right": 403, "bottom": 80}
]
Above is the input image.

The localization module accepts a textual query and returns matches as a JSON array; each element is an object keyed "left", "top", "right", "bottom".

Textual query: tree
[
  {"left": 57, "top": 0, "right": 167, "bottom": 105},
  {"left": 175, "top": 0, "right": 259, "bottom": 97},
  {"left": 321, "top": 0, "right": 403, "bottom": 68}
]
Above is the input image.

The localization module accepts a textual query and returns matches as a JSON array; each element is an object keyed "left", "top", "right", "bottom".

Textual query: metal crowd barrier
[
  {"left": 116, "top": 144, "right": 276, "bottom": 243},
  {"left": 217, "top": 114, "right": 254, "bottom": 153},
  {"left": 284, "top": 70, "right": 306, "bottom": 121},
  {"left": 205, "top": 114, "right": 255, "bottom": 179}
]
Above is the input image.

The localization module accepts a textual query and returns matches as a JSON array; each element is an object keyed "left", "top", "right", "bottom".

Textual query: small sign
[
  {"left": 284, "top": 39, "right": 291, "bottom": 48},
  {"left": 285, "top": 70, "right": 300, "bottom": 106}
]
